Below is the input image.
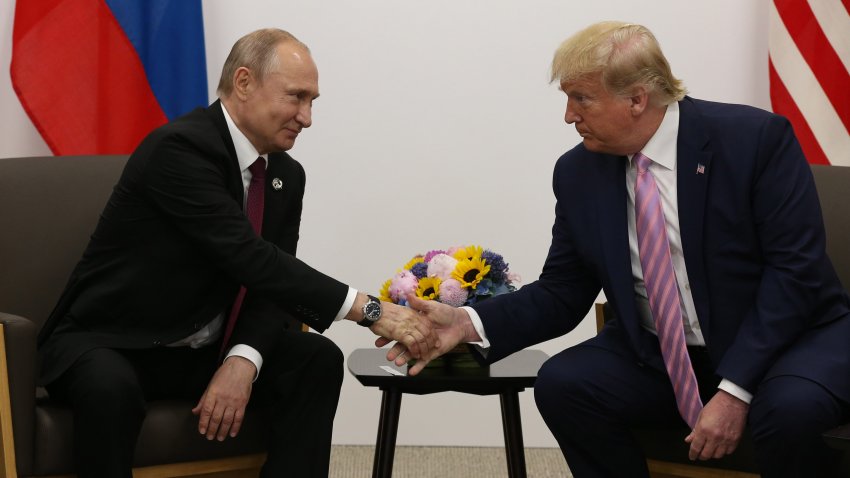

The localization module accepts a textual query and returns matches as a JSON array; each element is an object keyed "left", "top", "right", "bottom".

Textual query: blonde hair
[
  {"left": 216, "top": 28, "right": 308, "bottom": 97},
  {"left": 550, "top": 21, "right": 686, "bottom": 104}
]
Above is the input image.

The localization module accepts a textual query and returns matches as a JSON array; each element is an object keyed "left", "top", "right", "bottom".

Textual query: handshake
[{"left": 356, "top": 293, "right": 483, "bottom": 375}]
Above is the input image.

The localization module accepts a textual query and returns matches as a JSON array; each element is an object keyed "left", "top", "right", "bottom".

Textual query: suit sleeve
[
  {"left": 472, "top": 157, "right": 601, "bottom": 363},
  {"left": 140, "top": 136, "right": 348, "bottom": 330},
  {"left": 716, "top": 116, "right": 830, "bottom": 391}
]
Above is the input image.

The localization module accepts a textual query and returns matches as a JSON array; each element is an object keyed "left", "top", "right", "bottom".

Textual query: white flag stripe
[
  {"left": 807, "top": 0, "right": 850, "bottom": 75},
  {"left": 769, "top": 3, "right": 850, "bottom": 166}
]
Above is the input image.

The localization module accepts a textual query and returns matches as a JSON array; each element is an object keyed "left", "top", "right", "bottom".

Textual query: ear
[
  {"left": 233, "top": 67, "right": 252, "bottom": 101},
  {"left": 627, "top": 85, "right": 650, "bottom": 116}
]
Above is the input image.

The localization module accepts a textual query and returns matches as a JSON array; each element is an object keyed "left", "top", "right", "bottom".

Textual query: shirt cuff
[
  {"left": 718, "top": 378, "right": 753, "bottom": 404},
  {"left": 460, "top": 306, "right": 491, "bottom": 355},
  {"left": 335, "top": 287, "right": 358, "bottom": 322},
  {"left": 225, "top": 344, "right": 263, "bottom": 382}
]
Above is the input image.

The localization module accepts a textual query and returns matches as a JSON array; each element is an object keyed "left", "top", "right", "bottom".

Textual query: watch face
[{"left": 364, "top": 301, "right": 381, "bottom": 320}]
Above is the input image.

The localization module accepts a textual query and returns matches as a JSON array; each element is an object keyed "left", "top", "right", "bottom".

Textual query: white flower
[{"left": 427, "top": 253, "right": 459, "bottom": 280}]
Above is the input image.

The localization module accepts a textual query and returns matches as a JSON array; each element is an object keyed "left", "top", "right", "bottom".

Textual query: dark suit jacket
[
  {"left": 473, "top": 97, "right": 850, "bottom": 401},
  {"left": 38, "top": 101, "right": 349, "bottom": 385}
]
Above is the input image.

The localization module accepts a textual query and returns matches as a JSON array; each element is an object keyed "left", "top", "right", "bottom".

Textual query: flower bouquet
[{"left": 379, "top": 245, "right": 520, "bottom": 368}]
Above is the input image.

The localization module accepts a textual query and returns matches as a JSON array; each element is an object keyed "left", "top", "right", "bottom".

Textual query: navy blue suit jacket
[{"left": 473, "top": 97, "right": 850, "bottom": 401}]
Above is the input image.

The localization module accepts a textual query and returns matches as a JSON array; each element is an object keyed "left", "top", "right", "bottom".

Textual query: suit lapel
[
  {"left": 262, "top": 155, "right": 285, "bottom": 240},
  {"left": 676, "top": 98, "right": 712, "bottom": 334},
  {"left": 205, "top": 100, "right": 244, "bottom": 205},
  {"left": 596, "top": 155, "right": 643, "bottom": 335}
]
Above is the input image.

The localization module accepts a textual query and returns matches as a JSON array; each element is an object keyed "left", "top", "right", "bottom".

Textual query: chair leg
[
  {"left": 0, "top": 325, "right": 18, "bottom": 478},
  {"left": 373, "top": 388, "right": 402, "bottom": 478},
  {"left": 500, "top": 390, "right": 527, "bottom": 478}
]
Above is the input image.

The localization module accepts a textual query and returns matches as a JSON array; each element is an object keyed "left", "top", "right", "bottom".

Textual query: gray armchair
[
  {"left": 0, "top": 156, "right": 270, "bottom": 477},
  {"left": 593, "top": 164, "right": 850, "bottom": 477}
]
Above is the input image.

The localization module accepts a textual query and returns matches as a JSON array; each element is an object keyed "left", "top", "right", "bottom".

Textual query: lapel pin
[
  {"left": 272, "top": 178, "right": 283, "bottom": 190},
  {"left": 696, "top": 163, "right": 705, "bottom": 175}
]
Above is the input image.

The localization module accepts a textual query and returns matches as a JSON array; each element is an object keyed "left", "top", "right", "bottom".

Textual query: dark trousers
[
  {"left": 46, "top": 330, "right": 344, "bottom": 478},
  {"left": 533, "top": 337, "right": 849, "bottom": 478}
]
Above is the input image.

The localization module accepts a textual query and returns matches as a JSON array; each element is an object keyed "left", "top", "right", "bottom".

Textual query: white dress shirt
[
  {"left": 169, "top": 102, "right": 357, "bottom": 379},
  {"left": 467, "top": 101, "right": 752, "bottom": 404}
]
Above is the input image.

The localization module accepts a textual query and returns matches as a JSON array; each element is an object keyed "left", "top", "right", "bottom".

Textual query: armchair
[
  {"left": 593, "top": 164, "right": 850, "bottom": 478},
  {"left": 0, "top": 156, "right": 270, "bottom": 477}
]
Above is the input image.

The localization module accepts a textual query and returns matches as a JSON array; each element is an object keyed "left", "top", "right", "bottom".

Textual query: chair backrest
[
  {"left": 811, "top": 164, "right": 850, "bottom": 290},
  {"left": 0, "top": 156, "right": 127, "bottom": 329}
]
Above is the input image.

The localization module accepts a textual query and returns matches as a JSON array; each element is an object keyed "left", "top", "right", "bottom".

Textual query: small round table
[{"left": 347, "top": 348, "right": 549, "bottom": 478}]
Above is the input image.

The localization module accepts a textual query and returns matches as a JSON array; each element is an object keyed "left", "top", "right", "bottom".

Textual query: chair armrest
[
  {"left": 823, "top": 423, "right": 850, "bottom": 451},
  {"left": 1, "top": 312, "right": 39, "bottom": 473}
]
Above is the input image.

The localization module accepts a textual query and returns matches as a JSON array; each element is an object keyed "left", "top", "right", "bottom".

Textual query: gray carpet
[{"left": 329, "top": 445, "right": 572, "bottom": 477}]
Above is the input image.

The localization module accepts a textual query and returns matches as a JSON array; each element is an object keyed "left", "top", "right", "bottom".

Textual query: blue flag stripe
[{"left": 104, "top": 0, "right": 208, "bottom": 120}]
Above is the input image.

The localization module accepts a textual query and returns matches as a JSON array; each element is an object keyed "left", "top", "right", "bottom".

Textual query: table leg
[
  {"left": 500, "top": 390, "right": 527, "bottom": 478},
  {"left": 373, "top": 387, "right": 402, "bottom": 478}
]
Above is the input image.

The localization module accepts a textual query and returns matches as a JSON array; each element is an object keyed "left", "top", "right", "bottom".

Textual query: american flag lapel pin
[{"left": 696, "top": 163, "right": 705, "bottom": 175}]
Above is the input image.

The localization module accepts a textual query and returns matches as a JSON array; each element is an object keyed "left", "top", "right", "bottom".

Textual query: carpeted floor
[{"left": 329, "top": 445, "right": 572, "bottom": 477}]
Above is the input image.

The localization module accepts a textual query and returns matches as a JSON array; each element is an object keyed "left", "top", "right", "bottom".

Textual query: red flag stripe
[
  {"left": 774, "top": 0, "right": 850, "bottom": 132},
  {"left": 769, "top": 60, "right": 831, "bottom": 165},
  {"left": 10, "top": 0, "right": 167, "bottom": 155}
]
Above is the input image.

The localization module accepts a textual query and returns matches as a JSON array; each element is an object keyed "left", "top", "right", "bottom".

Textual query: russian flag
[{"left": 10, "top": 0, "right": 208, "bottom": 155}]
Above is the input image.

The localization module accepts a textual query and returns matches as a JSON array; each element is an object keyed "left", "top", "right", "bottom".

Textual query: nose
[
  {"left": 564, "top": 103, "right": 580, "bottom": 124},
  {"left": 297, "top": 102, "right": 312, "bottom": 128}
]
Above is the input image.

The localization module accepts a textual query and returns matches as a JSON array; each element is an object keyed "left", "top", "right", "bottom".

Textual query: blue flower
[
  {"left": 482, "top": 250, "right": 508, "bottom": 283},
  {"left": 410, "top": 261, "right": 429, "bottom": 279},
  {"left": 475, "top": 278, "right": 494, "bottom": 296}
]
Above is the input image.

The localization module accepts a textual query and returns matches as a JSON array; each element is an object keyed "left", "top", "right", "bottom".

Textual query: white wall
[{"left": 0, "top": 0, "right": 771, "bottom": 447}]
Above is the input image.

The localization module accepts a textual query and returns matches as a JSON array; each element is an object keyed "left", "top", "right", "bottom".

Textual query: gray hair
[{"left": 216, "top": 28, "right": 308, "bottom": 97}]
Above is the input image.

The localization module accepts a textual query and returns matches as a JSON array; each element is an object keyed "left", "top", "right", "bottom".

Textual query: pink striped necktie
[
  {"left": 220, "top": 157, "right": 266, "bottom": 356},
  {"left": 634, "top": 152, "right": 703, "bottom": 428}
]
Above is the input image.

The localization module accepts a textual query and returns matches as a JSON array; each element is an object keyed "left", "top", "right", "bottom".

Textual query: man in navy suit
[
  {"left": 388, "top": 21, "right": 850, "bottom": 477},
  {"left": 39, "top": 29, "right": 435, "bottom": 478}
]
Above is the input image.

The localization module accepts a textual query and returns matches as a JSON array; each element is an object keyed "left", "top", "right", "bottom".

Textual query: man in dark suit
[
  {"left": 38, "top": 28, "right": 435, "bottom": 478},
  {"left": 387, "top": 21, "right": 850, "bottom": 477}
]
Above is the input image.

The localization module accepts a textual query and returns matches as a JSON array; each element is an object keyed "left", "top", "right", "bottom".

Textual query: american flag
[{"left": 768, "top": 0, "right": 850, "bottom": 166}]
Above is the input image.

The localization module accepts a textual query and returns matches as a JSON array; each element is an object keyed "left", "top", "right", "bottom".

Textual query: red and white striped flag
[{"left": 769, "top": 0, "right": 850, "bottom": 166}]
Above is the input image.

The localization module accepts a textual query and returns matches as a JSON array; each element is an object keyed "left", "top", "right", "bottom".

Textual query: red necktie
[
  {"left": 634, "top": 152, "right": 703, "bottom": 428},
  {"left": 220, "top": 157, "right": 266, "bottom": 356}
]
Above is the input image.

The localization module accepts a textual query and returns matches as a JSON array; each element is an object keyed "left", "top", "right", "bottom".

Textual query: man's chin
[
  {"left": 274, "top": 140, "right": 296, "bottom": 152},
  {"left": 582, "top": 139, "right": 618, "bottom": 155},
  {"left": 582, "top": 138, "right": 602, "bottom": 152}
]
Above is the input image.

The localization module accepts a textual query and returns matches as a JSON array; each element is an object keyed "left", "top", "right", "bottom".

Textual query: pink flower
[
  {"left": 445, "top": 246, "right": 461, "bottom": 256},
  {"left": 423, "top": 249, "right": 446, "bottom": 263},
  {"left": 507, "top": 271, "right": 522, "bottom": 285},
  {"left": 438, "top": 279, "right": 468, "bottom": 307},
  {"left": 427, "top": 254, "right": 458, "bottom": 280},
  {"left": 389, "top": 270, "right": 418, "bottom": 302}
]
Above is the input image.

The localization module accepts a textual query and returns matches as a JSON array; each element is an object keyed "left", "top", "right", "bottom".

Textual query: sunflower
[
  {"left": 452, "top": 245, "right": 484, "bottom": 262},
  {"left": 452, "top": 257, "right": 491, "bottom": 289},
  {"left": 416, "top": 276, "right": 442, "bottom": 300},
  {"left": 403, "top": 255, "right": 425, "bottom": 271},
  {"left": 378, "top": 279, "right": 392, "bottom": 302}
]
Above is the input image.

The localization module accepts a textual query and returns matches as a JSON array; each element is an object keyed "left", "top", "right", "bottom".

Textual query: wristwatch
[{"left": 357, "top": 295, "right": 383, "bottom": 327}]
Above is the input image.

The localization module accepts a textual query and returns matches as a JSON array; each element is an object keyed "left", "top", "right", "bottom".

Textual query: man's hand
[
  {"left": 376, "top": 294, "right": 481, "bottom": 375},
  {"left": 192, "top": 356, "right": 255, "bottom": 441},
  {"left": 685, "top": 389, "right": 749, "bottom": 460},
  {"left": 369, "top": 299, "right": 438, "bottom": 359}
]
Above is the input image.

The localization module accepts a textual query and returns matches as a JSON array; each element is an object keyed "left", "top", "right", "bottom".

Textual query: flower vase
[{"left": 424, "top": 344, "right": 481, "bottom": 369}]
